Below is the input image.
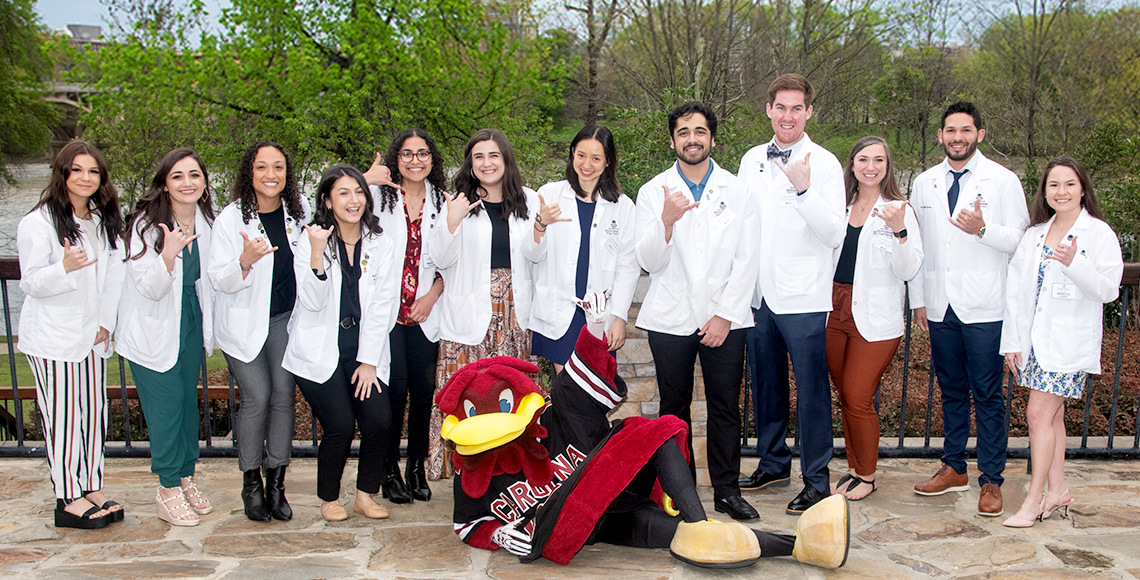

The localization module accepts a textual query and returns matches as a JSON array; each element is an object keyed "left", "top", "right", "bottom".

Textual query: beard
[
  {"left": 943, "top": 139, "right": 978, "bottom": 162},
  {"left": 675, "top": 143, "right": 711, "bottom": 167}
]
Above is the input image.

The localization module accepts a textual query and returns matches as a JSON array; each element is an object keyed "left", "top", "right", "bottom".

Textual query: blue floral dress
[{"left": 1022, "top": 245, "right": 1088, "bottom": 399}]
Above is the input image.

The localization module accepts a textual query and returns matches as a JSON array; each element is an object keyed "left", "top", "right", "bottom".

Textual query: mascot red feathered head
[{"left": 435, "top": 357, "right": 553, "bottom": 497}]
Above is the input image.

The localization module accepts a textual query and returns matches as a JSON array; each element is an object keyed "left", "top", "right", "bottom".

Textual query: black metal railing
[{"left": 3, "top": 255, "right": 1139, "bottom": 460}]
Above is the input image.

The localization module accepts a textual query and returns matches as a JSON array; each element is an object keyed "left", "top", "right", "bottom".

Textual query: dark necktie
[
  {"left": 947, "top": 169, "right": 967, "bottom": 213},
  {"left": 767, "top": 143, "right": 791, "bottom": 164}
]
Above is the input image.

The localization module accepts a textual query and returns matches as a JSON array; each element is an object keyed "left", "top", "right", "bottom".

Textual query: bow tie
[{"left": 767, "top": 143, "right": 792, "bottom": 164}]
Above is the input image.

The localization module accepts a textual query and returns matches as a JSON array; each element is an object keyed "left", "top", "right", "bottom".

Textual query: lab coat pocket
[
  {"left": 649, "top": 282, "right": 689, "bottom": 328},
  {"left": 227, "top": 307, "right": 250, "bottom": 338},
  {"left": 127, "top": 313, "right": 172, "bottom": 362},
  {"left": 773, "top": 257, "right": 818, "bottom": 298},
  {"left": 960, "top": 272, "right": 1002, "bottom": 311},
  {"left": 869, "top": 285, "right": 902, "bottom": 329},
  {"left": 42, "top": 303, "right": 84, "bottom": 343},
  {"left": 1048, "top": 315, "right": 1088, "bottom": 363},
  {"left": 531, "top": 284, "right": 564, "bottom": 326}
]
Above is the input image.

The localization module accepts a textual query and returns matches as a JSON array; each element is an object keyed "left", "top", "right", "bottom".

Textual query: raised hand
[
  {"left": 159, "top": 223, "right": 201, "bottom": 271},
  {"left": 661, "top": 185, "right": 699, "bottom": 228},
  {"left": 873, "top": 201, "right": 908, "bottom": 236},
  {"left": 775, "top": 151, "right": 812, "bottom": 192},
  {"left": 534, "top": 193, "right": 571, "bottom": 236},
  {"left": 362, "top": 152, "right": 396, "bottom": 188},
  {"left": 305, "top": 223, "right": 335, "bottom": 247},
  {"left": 950, "top": 197, "right": 985, "bottom": 236},
  {"left": 61, "top": 238, "right": 97, "bottom": 273},
  {"left": 446, "top": 192, "right": 483, "bottom": 233},
  {"left": 1047, "top": 235, "right": 1078, "bottom": 267},
  {"left": 238, "top": 230, "right": 277, "bottom": 274}
]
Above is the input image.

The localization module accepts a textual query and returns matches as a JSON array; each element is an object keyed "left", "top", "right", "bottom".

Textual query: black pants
[
  {"left": 647, "top": 329, "right": 746, "bottom": 498},
  {"left": 387, "top": 323, "right": 439, "bottom": 462},
  {"left": 295, "top": 355, "right": 391, "bottom": 501}
]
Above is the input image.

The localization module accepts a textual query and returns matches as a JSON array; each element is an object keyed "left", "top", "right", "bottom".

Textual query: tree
[
  {"left": 77, "top": 0, "right": 568, "bottom": 199},
  {"left": 0, "top": 0, "right": 58, "bottom": 185},
  {"left": 564, "top": 0, "right": 621, "bottom": 124}
]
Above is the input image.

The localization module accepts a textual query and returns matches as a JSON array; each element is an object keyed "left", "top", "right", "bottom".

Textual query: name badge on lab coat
[
  {"left": 777, "top": 186, "right": 797, "bottom": 208},
  {"left": 1051, "top": 283, "right": 1076, "bottom": 300}
]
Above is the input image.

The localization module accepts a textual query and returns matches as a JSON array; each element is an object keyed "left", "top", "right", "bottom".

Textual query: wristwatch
[
  {"left": 977, "top": 225, "right": 987, "bottom": 239},
  {"left": 893, "top": 228, "right": 908, "bottom": 239}
]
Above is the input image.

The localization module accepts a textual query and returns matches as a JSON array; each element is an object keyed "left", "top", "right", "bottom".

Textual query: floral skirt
[
  {"left": 1022, "top": 348, "right": 1088, "bottom": 399},
  {"left": 427, "top": 268, "right": 537, "bottom": 480}
]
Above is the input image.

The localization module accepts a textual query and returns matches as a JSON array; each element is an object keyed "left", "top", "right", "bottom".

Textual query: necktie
[
  {"left": 767, "top": 143, "right": 791, "bottom": 164},
  {"left": 947, "top": 169, "right": 967, "bottom": 213}
]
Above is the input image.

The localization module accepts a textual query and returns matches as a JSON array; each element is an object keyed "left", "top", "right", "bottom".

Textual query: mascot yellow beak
[{"left": 440, "top": 392, "right": 547, "bottom": 456}]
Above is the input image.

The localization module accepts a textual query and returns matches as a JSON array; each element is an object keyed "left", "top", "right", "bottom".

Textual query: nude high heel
[
  {"left": 1002, "top": 494, "right": 1045, "bottom": 528},
  {"left": 1042, "top": 488, "right": 1073, "bottom": 519}
]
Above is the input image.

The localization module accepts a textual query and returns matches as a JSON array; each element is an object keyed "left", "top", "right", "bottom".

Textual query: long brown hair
[
  {"left": 843, "top": 136, "right": 904, "bottom": 206},
  {"left": 125, "top": 148, "right": 217, "bottom": 260},
  {"left": 452, "top": 129, "right": 529, "bottom": 220},
  {"left": 1030, "top": 156, "right": 1105, "bottom": 227},
  {"left": 32, "top": 140, "right": 122, "bottom": 249}
]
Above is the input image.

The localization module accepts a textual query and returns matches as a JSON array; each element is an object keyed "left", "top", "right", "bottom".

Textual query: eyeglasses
[{"left": 398, "top": 149, "right": 432, "bottom": 162}]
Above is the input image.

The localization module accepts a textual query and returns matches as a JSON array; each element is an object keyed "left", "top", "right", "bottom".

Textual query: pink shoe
[{"left": 1042, "top": 488, "right": 1072, "bottom": 519}]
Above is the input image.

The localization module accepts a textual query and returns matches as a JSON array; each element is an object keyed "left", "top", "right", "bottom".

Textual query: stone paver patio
[{"left": 2, "top": 456, "right": 1140, "bottom": 579}]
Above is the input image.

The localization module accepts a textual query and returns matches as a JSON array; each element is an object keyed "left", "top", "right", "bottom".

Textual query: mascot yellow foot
[
  {"left": 793, "top": 494, "right": 850, "bottom": 569},
  {"left": 669, "top": 519, "right": 762, "bottom": 568}
]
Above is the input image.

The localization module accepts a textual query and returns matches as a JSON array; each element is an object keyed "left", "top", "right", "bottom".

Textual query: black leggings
[
  {"left": 387, "top": 323, "right": 438, "bottom": 462},
  {"left": 295, "top": 356, "right": 392, "bottom": 501}
]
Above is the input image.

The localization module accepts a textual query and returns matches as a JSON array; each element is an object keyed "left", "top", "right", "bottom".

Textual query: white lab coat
[
  {"left": 832, "top": 198, "right": 924, "bottom": 342},
  {"left": 281, "top": 232, "right": 398, "bottom": 384},
  {"left": 115, "top": 209, "right": 215, "bottom": 372},
  {"left": 908, "top": 152, "right": 1030, "bottom": 323},
  {"left": 428, "top": 189, "right": 539, "bottom": 345},
  {"left": 17, "top": 206, "right": 123, "bottom": 362},
  {"left": 208, "top": 198, "right": 311, "bottom": 363},
  {"left": 633, "top": 161, "right": 760, "bottom": 335},
  {"left": 738, "top": 134, "right": 847, "bottom": 314},
  {"left": 371, "top": 184, "right": 444, "bottom": 341},
  {"left": 523, "top": 180, "right": 639, "bottom": 338},
  {"left": 999, "top": 209, "right": 1123, "bottom": 375}
]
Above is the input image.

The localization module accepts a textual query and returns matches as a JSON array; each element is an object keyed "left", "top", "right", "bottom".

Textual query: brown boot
[{"left": 913, "top": 464, "right": 969, "bottom": 496}]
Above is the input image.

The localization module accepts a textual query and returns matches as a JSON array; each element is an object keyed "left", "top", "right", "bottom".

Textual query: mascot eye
[
  {"left": 463, "top": 399, "right": 477, "bottom": 418},
  {"left": 498, "top": 389, "right": 514, "bottom": 413}
]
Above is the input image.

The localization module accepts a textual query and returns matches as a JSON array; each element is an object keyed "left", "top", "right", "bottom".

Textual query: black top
[
  {"left": 260, "top": 206, "right": 296, "bottom": 317},
  {"left": 337, "top": 238, "right": 363, "bottom": 356},
  {"left": 834, "top": 223, "right": 861, "bottom": 285},
  {"left": 483, "top": 200, "right": 511, "bottom": 269}
]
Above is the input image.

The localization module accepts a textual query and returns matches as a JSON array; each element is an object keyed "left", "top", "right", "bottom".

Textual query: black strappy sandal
[
  {"left": 84, "top": 492, "right": 125, "bottom": 523},
  {"left": 838, "top": 475, "right": 876, "bottom": 501},
  {"left": 55, "top": 498, "right": 112, "bottom": 529}
]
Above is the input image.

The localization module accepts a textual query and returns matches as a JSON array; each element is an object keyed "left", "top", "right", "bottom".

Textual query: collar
[
  {"left": 941, "top": 150, "right": 982, "bottom": 177},
  {"left": 767, "top": 133, "right": 811, "bottom": 159}
]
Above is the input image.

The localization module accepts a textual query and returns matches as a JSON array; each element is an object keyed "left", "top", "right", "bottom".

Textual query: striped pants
[{"left": 27, "top": 352, "right": 108, "bottom": 499}]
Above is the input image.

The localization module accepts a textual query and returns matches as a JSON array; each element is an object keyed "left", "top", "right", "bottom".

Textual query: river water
[{"left": 2, "top": 162, "right": 53, "bottom": 333}]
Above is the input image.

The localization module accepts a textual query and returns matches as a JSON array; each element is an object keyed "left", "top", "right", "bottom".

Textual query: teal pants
[{"left": 131, "top": 246, "right": 205, "bottom": 488}]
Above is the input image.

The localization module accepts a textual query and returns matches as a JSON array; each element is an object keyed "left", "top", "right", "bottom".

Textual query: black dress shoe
[
  {"left": 382, "top": 460, "right": 414, "bottom": 504},
  {"left": 241, "top": 469, "right": 271, "bottom": 522},
  {"left": 786, "top": 485, "right": 828, "bottom": 515},
  {"left": 263, "top": 465, "right": 293, "bottom": 521},
  {"left": 713, "top": 495, "right": 759, "bottom": 521},
  {"left": 738, "top": 467, "right": 791, "bottom": 491}
]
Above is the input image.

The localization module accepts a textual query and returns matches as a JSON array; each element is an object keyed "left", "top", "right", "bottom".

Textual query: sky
[{"left": 34, "top": 0, "right": 231, "bottom": 36}]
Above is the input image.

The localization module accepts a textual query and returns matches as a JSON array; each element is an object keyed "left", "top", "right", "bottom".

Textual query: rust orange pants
[{"left": 825, "top": 283, "right": 901, "bottom": 477}]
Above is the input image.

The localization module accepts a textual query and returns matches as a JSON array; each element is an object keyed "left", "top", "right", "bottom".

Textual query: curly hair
[
  {"left": 32, "top": 140, "right": 123, "bottom": 249},
  {"left": 232, "top": 141, "right": 305, "bottom": 224},
  {"left": 378, "top": 128, "right": 447, "bottom": 214},
  {"left": 310, "top": 164, "right": 382, "bottom": 273},
  {"left": 125, "top": 148, "right": 217, "bottom": 260},
  {"left": 451, "top": 128, "right": 529, "bottom": 220}
]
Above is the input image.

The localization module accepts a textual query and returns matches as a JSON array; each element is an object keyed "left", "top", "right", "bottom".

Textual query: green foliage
[
  {"left": 76, "top": 0, "right": 569, "bottom": 200},
  {"left": 0, "top": 0, "right": 59, "bottom": 184},
  {"left": 1080, "top": 122, "right": 1140, "bottom": 262}
]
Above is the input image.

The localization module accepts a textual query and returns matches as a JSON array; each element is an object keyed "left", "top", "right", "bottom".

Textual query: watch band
[{"left": 893, "top": 228, "right": 908, "bottom": 239}]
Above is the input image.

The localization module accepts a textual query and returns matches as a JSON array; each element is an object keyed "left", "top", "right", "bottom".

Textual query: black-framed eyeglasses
[{"left": 398, "top": 150, "right": 432, "bottom": 162}]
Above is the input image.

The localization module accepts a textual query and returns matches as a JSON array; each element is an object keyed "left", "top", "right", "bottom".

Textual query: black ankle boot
[
  {"left": 263, "top": 465, "right": 293, "bottom": 521},
  {"left": 382, "top": 460, "right": 414, "bottom": 504},
  {"left": 242, "top": 469, "right": 271, "bottom": 521},
  {"left": 406, "top": 457, "right": 431, "bottom": 502}
]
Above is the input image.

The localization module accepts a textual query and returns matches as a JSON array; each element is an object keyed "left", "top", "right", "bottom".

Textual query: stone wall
[{"left": 610, "top": 272, "right": 713, "bottom": 486}]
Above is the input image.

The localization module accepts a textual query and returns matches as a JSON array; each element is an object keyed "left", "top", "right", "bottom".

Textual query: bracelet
[
  {"left": 240, "top": 263, "right": 252, "bottom": 273},
  {"left": 534, "top": 223, "right": 547, "bottom": 232},
  {"left": 535, "top": 215, "right": 545, "bottom": 226}
]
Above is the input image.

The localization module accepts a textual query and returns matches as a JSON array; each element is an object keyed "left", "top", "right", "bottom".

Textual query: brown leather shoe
[
  {"left": 977, "top": 483, "right": 1003, "bottom": 516},
  {"left": 913, "top": 464, "right": 969, "bottom": 496}
]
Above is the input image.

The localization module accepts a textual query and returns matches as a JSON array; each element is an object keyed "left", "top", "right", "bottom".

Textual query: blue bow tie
[{"left": 767, "top": 143, "right": 792, "bottom": 164}]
